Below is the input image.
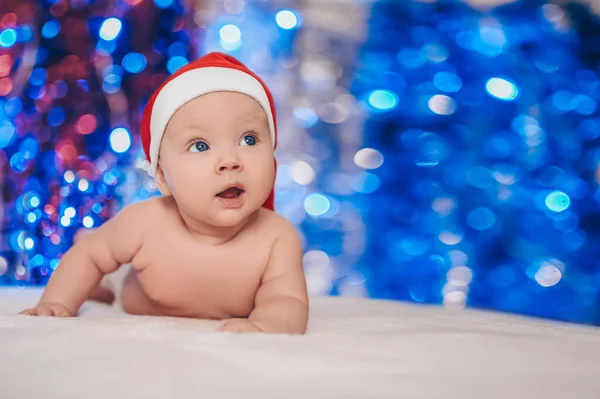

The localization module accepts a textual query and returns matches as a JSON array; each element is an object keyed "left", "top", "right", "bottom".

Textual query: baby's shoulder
[
  {"left": 252, "top": 208, "right": 298, "bottom": 238},
  {"left": 113, "top": 196, "right": 171, "bottom": 226}
]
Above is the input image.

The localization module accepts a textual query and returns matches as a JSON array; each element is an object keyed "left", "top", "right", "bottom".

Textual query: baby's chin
[{"left": 207, "top": 199, "right": 261, "bottom": 227}]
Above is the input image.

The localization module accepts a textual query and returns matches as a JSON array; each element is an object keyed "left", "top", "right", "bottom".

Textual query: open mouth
[{"left": 216, "top": 186, "right": 245, "bottom": 199}]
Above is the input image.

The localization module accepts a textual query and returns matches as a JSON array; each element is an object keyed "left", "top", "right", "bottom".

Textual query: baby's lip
[{"left": 216, "top": 183, "right": 245, "bottom": 196}]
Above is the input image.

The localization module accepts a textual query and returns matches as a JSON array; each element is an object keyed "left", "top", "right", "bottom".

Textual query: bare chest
[{"left": 128, "top": 233, "right": 271, "bottom": 319}]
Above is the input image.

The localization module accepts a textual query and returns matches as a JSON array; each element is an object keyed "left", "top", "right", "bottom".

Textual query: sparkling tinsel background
[{"left": 1, "top": 0, "right": 600, "bottom": 325}]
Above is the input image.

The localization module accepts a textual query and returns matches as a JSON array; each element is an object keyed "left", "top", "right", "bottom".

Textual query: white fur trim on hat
[{"left": 148, "top": 67, "right": 276, "bottom": 177}]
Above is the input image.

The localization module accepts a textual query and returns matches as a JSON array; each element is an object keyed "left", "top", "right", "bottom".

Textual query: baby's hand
[
  {"left": 20, "top": 303, "right": 73, "bottom": 317},
  {"left": 216, "top": 318, "right": 263, "bottom": 333}
]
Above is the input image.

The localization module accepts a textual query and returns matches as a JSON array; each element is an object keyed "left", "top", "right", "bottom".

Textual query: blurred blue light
[
  {"left": 563, "top": 229, "right": 586, "bottom": 251},
  {"left": 29, "top": 196, "right": 40, "bottom": 208},
  {"left": 467, "top": 207, "right": 497, "bottom": 231},
  {"left": 78, "top": 179, "right": 89, "bottom": 192},
  {"left": 220, "top": 24, "right": 241, "bottom": 43},
  {"left": 421, "top": 43, "right": 448, "bottom": 63},
  {"left": 22, "top": 192, "right": 39, "bottom": 211},
  {"left": 0, "top": 121, "right": 16, "bottom": 148},
  {"left": 109, "top": 127, "right": 131, "bottom": 153},
  {"left": 50, "top": 259, "right": 60, "bottom": 270},
  {"left": 219, "top": 24, "right": 242, "bottom": 51},
  {"left": 474, "top": 26, "right": 506, "bottom": 57},
  {"left": 24, "top": 238, "right": 35, "bottom": 250},
  {"left": 399, "top": 237, "right": 430, "bottom": 257},
  {"left": 367, "top": 90, "right": 399, "bottom": 111},
  {"left": 122, "top": 52, "right": 147, "bottom": 73},
  {"left": 47, "top": 107, "right": 66, "bottom": 127},
  {"left": 293, "top": 107, "right": 318, "bottom": 128},
  {"left": 10, "top": 231, "right": 26, "bottom": 251},
  {"left": 27, "top": 86, "right": 45, "bottom": 100},
  {"left": 102, "top": 74, "right": 122, "bottom": 93},
  {"left": 578, "top": 119, "right": 600, "bottom": 140},
  {"left": 16, "top": 26, "right": 33, "bottom": 42},
  {"left": 92, "top": 203, "right": 103, "bottom": 213},
  {"left": 0, "top": 29, "right": 18, "bottom": 48},
  {"left": 487, "top": 266, "right": 516, "bottom": 287},
  {"left": 36, "top": 48, "right": 49, "bottom": 64},
  {"left": 551, "top": 91, "right": 577, "bottom": 113},
  {"left": 103, "top": 64, "right": 123, "bottom": 78},
  {"left": 575, "top": 95, "right": 597, "bottom": 115},
  {"left": 433, "top": 72, "right": 462, "bottom": 93},
  {"left": 304, "top": 194, "right": 331, "bottom": 216},
  {"left": 353, "top": 173, "right": 381, "bottom": 193},
  {"left": 54, "top": 80, "right": 68, "bottom": 98},
  {"left": 99, "top": 17, "right": 122, "bottom": 41},
  {"left": 20, "top": 137, "right": 39, "bottom": 159},
  {"left": 10, "top": 152, "right": 27, "bottom": 172},
  {"left": 276, "top": 10, "right": 299, "bottom": 29},
  {"left": 485, "top": 77, "right": 518, "bottom": 101},
  {"left": 65, "top": 207, "right": 76, "bottom": 218},
  {"left": 154, "top": 0, "right": 174, "bottom": 8},
  {"left": 455, "top": 31, "right": 475, "bottom": 50},
  {"left": 41, "top": 20, "right": 60, "bottom": 39},
  {"left": 545, "top": 191, "right": 570, "bottom": 212},
  {"left": 103, "top": 171, "right": 118, "bottom": 185},
  {"left": 167, "top": 42, "right": 187, "bottom": 58},
  {"left": 5, "top": 97, "right": 22, "bottom": 117},
  {"left": 397, "top": 48, "right": 426, "bottom": 69},
  {"left": 96, "top": 39, "right": 117, "bottom": 54},
  {"left": 77, "top": 79, "right": 89, "bottom": 92},
  {"left": 83, "top": 216, "right": 94, "bottom": 228},
  {"left": 30, "top": 254, "right": 44, "bottom": 267},
  {"left": 167, "top": 56, "right": 189, "bottom": 74},
  {"left": 64, "top": 170, "right": 75, "bottom": 183},
  {"left": 428, "top": 94, "right": 456, "bottom": 115}
]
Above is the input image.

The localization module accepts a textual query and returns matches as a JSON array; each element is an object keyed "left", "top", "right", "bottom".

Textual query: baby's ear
[{"left": 154, "top": 166, "right": 172, "bottom": 196}]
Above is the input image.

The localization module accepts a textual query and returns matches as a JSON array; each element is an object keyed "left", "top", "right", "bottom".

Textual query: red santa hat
[{"left": 140, "top": 52, "right": 278, "bottom": 211}]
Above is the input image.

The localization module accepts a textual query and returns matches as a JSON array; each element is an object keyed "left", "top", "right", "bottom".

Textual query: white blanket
[{"left": 0, "top": 287, "right": 599, "bottom": 398}]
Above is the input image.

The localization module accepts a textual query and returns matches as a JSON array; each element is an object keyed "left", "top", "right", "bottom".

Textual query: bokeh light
[
  {"left": 276, "top": 10, "right": 300, "bottom": 30},
  {"left": 367, "top": 90, "right": 398, "bottom": 111},
  {"left": 0, "top": 29, "right": 17, "bottom": 48},
  {"left": 485, "top": 77, "right": 519, "bottom": 101},
  {"left": 99, "top": 18, "right": 122, "bottom": 41},
  {"left": 109, "top": 127, "right": 131, "bottom": 153}
]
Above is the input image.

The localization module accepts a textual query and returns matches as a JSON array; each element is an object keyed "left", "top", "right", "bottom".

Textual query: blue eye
[
  {"left": 241, "top": 135, "right": 256, "bottom": 146},
  {"left": 190, "top": 141, "right": 209, "bottom": 153}
]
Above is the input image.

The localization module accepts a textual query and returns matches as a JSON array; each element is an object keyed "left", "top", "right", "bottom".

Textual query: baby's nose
[{"left": 217, "top": 158, "right": 242, "bottom": 173}]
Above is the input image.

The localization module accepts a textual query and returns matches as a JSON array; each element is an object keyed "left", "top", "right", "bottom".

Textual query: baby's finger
[
  {"left": 37, "top": 308, "right": 54, "bottom": 317},
  {"left": 55, "top": 309, "right": 70, "bottom": 317},
  {"left": 20, "top": 308, "right": 36, "bottom": 316}
]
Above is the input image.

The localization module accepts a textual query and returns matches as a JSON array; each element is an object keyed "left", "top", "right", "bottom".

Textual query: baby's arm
[
  {"left": 21, "top": 202, "right": 147, "bottom": 317},
  {"left": 247, "top": 222, "right": 309, "bottom": 334}
]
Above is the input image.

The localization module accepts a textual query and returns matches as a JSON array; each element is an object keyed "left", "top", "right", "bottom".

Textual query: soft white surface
[{"left": 0, "top": 287, "right": 599, "bottom": 399}]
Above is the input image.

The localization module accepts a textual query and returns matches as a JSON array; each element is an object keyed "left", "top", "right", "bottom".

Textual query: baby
[{"left": 20, "top": 52, "right": 309, "bottom": 335}]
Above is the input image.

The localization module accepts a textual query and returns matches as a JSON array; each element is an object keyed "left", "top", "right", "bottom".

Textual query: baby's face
[{"left": 156, "top": 91, "right": 275, "bottom": 227}]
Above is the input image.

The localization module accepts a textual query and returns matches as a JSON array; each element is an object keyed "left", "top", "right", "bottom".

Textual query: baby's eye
[
  {"left": 189, "top": 141, "right": 209, "bottom": 153},
  {"left": 240, "top": 134, "right": 257, "bottom": 146}
]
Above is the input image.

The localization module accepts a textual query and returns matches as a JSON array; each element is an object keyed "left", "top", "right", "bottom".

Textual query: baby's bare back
[{"left": 119, "top": 198, "right": 278, "bottom": 319}]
